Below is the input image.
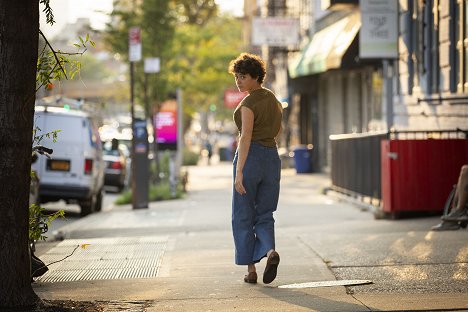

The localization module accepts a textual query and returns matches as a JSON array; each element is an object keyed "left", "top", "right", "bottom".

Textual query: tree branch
[{"left": 39, "top": 29, "right": 68, "bottom": 80}]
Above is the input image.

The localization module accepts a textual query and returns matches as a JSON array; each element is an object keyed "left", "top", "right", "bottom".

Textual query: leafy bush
[
  {"left": 183, "top": 148, "right": 199, "bottom": 166},
  {"left": 149, "top": 181, "right": 184, "bottom": 201},
  {"left": 114, "top": 190, "right": 132, "bottom": 205},
  {"left": 115, "top": 181, "right": 183, "bottom": 205},
  {"left": 29, "top": 204, "right": 65, "bottom": 241},
  {"left": 116, "top": 151, "right": 185, "bottom": 205}
]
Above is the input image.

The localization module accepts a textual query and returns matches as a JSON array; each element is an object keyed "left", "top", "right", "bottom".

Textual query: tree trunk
[{"left": 0, "top": 0, "right": 40, "bottom": 308}]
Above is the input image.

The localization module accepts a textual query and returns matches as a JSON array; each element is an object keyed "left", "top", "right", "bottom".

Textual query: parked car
[
  {"left": 103, "top": 140, "right": 128, "bottom": 192},
  {"left": 32, "top": 102, "right": 105, "bottom": 216}
]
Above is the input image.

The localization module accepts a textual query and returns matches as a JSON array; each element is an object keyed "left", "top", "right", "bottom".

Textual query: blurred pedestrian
[
  {"left": 228, "top": 53, "right": 283, "bottom": 284},
  {"left": 432, "top": 164, "right": 468, "bottom": 231},
  {"left": 206, "top": 141, "right": 213, "bottom": 165}
]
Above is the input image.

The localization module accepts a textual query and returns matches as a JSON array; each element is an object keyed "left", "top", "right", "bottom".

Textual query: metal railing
[
  {"left": 328, "top": 129, "right": 467, "bottom": 202},
  {"left": 329, "top": 131, "right": 387, "bottom": 201}
]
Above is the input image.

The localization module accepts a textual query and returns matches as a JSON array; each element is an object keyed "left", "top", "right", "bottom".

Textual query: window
[
  {"left": 453, "top": 0, "right": 468, "bottom": 93},
  {"left": 429, "top": 0, "right": 440, "bottom": 93},
  {"left": 451, "top": 0, "right": 459, "bottom": 92},
  {"left": 421, "top": 0, "right": 440, "bottom": 93},
  {"left": 408, "top": 0, "right": 414, "bottom": 95},
  {"left": 410, "top": 0, "right": 440, "bottom": 94},
  {"left": 409, "top": 0, "right": 425, "bottom": 92}
]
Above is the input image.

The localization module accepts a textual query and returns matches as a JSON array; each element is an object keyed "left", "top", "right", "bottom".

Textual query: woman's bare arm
[{"left": 235, "top": 106, "right": 254, "bottom": 195}]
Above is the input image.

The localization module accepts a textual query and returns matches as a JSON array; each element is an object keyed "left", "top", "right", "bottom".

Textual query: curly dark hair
[{"left": 228, "top": 53, "right": 266, "bottom": 84}]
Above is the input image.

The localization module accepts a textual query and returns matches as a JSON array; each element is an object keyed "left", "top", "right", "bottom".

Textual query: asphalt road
[{"left": 40, "top": 187, "right": 120, "bottom": 241}]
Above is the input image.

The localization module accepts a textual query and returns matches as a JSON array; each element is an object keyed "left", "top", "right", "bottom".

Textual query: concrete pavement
[{"left": 33, "top": 162, "right": 468, "bottom": 311}]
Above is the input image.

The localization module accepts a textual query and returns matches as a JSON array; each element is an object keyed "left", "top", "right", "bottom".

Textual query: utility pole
[{"left": 129, "top": 26, "right": 149, "bottom": 209}]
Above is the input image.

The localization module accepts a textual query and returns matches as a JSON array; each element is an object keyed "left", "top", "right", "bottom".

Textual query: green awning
[{"left": 289, "top": 11, "right": 360, "bottom": 78}]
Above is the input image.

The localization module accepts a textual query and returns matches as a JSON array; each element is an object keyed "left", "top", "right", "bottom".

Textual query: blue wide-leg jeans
[{"left": 232, "top": 142, "right": 281, "bottom": 265}]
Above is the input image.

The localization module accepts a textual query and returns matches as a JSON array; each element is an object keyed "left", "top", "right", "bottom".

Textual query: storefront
[{"left": 288, "top": 9, "right": 382, "bottom": 171}]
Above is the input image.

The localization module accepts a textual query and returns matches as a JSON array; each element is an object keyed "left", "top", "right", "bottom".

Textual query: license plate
[{"left": 47, "top": 159, "right": 70, "bottom": 171}]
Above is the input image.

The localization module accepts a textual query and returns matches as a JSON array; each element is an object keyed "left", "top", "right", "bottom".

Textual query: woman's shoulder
[{"left": 240, "top": 93, "right": 255, "bottom": 108}]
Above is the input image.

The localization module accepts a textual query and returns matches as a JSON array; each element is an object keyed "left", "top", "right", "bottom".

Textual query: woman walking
[{"left": 228, "top": 53, "right": 283, "bottom": 284}]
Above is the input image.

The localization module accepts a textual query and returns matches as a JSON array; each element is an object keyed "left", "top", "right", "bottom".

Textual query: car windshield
[{"left": 104, "top": 149, "right": 120, "bottom": 157}]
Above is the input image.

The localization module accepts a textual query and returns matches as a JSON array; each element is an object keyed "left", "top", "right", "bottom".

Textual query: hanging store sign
[
  {"left": 359, "top": 0, "right": 398, "bottom": 59},
  {"left": 252, "top": 17, "right": 299, "bottom": 47}
]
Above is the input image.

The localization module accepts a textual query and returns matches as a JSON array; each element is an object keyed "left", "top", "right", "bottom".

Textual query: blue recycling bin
[{"left": 293, "top": 147, "right": 312, "bottom": 173}]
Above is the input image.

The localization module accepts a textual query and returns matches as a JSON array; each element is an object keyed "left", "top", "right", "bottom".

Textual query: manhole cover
[
  {"left": 278, "top": 280, "right": 373, "bottom": 289},
  {"left": 37, "top": 236, "right": 167, "bottom": 283}
]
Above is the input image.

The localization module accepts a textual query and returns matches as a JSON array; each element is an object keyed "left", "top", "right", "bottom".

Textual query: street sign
[
  {"left": 252, "top": 17, "right": 299, "bottom": 47},
  {"left": 144, "top": 57, "right": 160, "bottom": 73},
  {"left": 129, "top": 26, "right": 142, "bottom": 62},
  {"left": 359, "top": 0, "right": 398, "bottom": 59}
]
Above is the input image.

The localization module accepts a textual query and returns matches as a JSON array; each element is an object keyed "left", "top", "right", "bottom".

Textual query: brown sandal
[
  {"left": 244, "top": 271, "right": 257, "bottom": 284},
  {"left": 263, "top": 251, "right": 280, "bottom": 284}
]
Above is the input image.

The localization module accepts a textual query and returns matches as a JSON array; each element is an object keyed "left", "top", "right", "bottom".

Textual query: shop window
[{"left": 372, "top": 70, "right": 383, "bottom": 120}]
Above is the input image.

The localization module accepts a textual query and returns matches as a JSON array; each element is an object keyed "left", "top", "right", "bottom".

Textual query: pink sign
[
  {"left": 224, "top": 89, "right": 247, "bottom": 109},
  {"left": 154, "top": 100, "right": 177, "bottom": 144}
]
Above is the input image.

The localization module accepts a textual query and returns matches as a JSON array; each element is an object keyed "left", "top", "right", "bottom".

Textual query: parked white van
[{"left": 32, "top": 100, "right": 105, "bottom": 216}]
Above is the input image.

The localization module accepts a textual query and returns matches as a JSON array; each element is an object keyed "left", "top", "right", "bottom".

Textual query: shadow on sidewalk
[{"left": 259, "top": 286, "right": 379, "bottom": 311}]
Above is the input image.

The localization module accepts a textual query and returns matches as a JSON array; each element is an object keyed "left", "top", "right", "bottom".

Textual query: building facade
[
  {"left": 396, "top": 0, "right": 468, "bottom": 130},
  {"left": 245, "top": 0, "right": 468, "bottom": 172}
]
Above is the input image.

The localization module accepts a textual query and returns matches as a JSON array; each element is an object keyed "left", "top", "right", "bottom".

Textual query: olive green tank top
[{"left": 233, "top": 88, "right": 283, "bottom": 148}]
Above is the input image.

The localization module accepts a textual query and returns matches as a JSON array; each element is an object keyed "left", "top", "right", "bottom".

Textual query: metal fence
[
  {"left": 329, "top": 131, "right": 387, "bottom": 201},
  {"left": 329, "top": 129, "right": 467, "bottom": 203}
]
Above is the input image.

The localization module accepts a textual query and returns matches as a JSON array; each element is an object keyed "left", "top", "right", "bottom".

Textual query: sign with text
[
  {"left": 360, "top": 0, "right": 398, "bottom": 59},
  {"left": 154, "top": 100, "right": 177, "bottom": 150},
  {"left": 129, "top": 26, "right": 142, "bottom": 62},
  {"left": 252, "top": 17, "right": 299, "bottom": 47},
  {"left": 144, "top": 57, "right": 160, "bottom": 73},
  {"left": 224, "top": 89, "right": 247, "bottom": 109}
]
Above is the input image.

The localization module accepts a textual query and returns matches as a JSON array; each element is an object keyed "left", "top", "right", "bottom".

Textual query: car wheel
[
  {"left": 95, "top": 188, "right": 104, "bottom": 212},
  {"left": 80, "top": 194, "right": 96, "bottom": 216}
]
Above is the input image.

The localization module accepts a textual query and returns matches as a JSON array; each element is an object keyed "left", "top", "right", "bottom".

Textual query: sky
[{"left": 40, "top": 0, "right": 243, "bottom": 38}]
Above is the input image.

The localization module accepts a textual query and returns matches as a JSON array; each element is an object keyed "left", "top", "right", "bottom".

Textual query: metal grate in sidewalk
[{"left": 36, "top": 236, "right": 167, "bottom": 283}]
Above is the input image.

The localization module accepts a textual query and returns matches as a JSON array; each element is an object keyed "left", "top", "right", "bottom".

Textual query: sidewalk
[{"left": 33, "top": 162, "right": 468, "bottom": 311}]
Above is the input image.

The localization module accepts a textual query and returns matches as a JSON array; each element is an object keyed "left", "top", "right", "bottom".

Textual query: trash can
[
  {"left": 218, "top": 147, "right": 232, "bottom": 161},
  {"left": 293, "top": 146, "right": 312, "bottom": 173}
]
